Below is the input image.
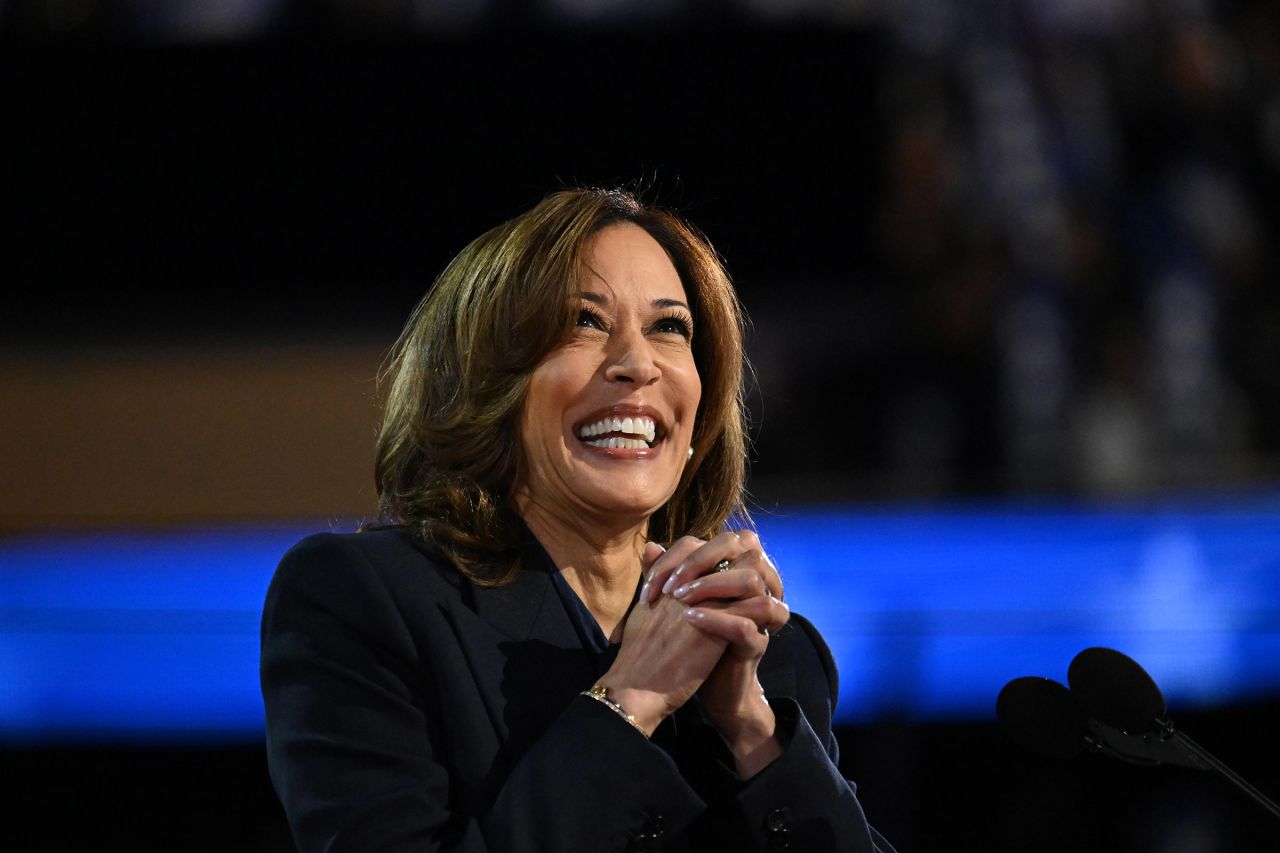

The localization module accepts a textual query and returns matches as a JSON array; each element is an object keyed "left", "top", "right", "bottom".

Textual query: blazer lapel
[
  {"left": 468, "top": 563, "right": 563, "bottom": 645},
  {"left": 439, "top": 541, "right": 598, "bottom": 753}
]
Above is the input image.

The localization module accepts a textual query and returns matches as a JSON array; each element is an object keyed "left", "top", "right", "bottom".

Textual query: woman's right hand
[{"left": 596, "top": 543, "right": 728, "bottom": 736}]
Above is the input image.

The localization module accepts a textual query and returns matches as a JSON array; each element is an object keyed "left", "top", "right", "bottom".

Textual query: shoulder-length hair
[{"left": 372, "top": 188, "right": 749, "bottom": 584}]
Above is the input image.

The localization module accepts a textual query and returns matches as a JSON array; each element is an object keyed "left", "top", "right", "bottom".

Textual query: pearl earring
[{"left": 687, "top": 447, "right": 694, "bottom": 460}]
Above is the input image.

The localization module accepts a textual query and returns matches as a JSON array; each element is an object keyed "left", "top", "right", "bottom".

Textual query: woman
[{"left": 261, "top": 188, "right": 894, "bottom": 852}]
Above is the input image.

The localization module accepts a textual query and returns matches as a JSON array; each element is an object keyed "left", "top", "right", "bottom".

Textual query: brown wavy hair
[{"left": 371, "top": 188, "right": 749, "bottom": 584}]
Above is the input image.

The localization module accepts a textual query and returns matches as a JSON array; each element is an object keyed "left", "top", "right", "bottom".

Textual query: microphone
[
  {"left": 995, "top": 676, "right": 1088, "bottom": 760},
  {"left": 994, "top": 671, "right": 1200, "bottom": 769},
  {"left": 1067, "top": 646, "right": 1166, "bottom": 733},
  {"left": 997, "top": 647, "right": 1280, "bottom": 821},
  {"left": 1067, "top": 646, "right": 1208, "bottom": 770}
]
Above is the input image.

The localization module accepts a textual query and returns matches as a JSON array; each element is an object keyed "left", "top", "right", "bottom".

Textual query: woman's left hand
[{"left": 642, "top": 531, "right": 790, "bottom": 777}]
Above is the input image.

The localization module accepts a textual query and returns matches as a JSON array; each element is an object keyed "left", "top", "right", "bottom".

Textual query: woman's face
[{"left": 517, "top": 223, "right": 702, "bottom": 528}]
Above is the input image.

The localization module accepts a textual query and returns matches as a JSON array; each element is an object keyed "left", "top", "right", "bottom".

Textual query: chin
[
  {"left": 578, "top": 496, "right": 668, "bottom": 523},
  {"left": 573, "top": 481, "right": 676, "bottom": 523}
]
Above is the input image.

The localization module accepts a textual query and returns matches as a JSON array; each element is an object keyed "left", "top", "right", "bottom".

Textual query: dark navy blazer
[{"left": 260, "top": 528, "right": 893, "bottom": 852}]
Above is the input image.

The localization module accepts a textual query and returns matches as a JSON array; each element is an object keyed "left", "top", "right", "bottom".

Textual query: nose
[{"left": 603, "top": 328, "right": 660, "bottom": 386}]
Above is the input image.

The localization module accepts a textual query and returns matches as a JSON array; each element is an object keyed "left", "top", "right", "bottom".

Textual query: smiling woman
[
  {"left": 259, "top": 189, "right": 894, "bottom": 852},
  {"left": 372, "top": 190, "right": 748, "bottom": 587},
  {"left": 516, "top": 225, "right": 704, "bottom": 572}
]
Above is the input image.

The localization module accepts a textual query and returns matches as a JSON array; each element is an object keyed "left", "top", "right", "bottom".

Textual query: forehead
[{"left": 580, "top": 223, "right": 688, "bottom": 304}]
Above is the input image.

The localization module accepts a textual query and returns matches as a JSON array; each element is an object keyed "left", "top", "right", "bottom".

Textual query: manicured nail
[
  {"left": 639, "top": 580, "right": 651, "bottom": 603},
  {"left": 683, "top": 608, "right": 703, "bottom": 620},
  {"left": 662, "top": 568, "right": 682, "bottom": 595},
  {"left": 672, "top": 580, "right": 699, "bottom": 599}
]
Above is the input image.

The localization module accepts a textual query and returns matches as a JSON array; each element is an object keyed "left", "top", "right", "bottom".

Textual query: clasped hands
[{"left": 603, "top": 531, "right": 790, "bottom": 778}]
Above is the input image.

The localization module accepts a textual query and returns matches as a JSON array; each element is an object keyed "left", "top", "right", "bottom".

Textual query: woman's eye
[
  {"left": 655, "top": 316, "right": 693, "bottom": 338},
  {"left": 576, "top": 308, "right": 606, "bottom": 330}
]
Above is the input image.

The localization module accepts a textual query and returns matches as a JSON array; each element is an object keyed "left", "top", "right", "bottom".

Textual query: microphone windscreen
[
  {"left": 996, "top": 676, "right": 1089, "bottom": 760},
  {"left": 1067, "top": 647, "right": 1166, "bottom": 734}
]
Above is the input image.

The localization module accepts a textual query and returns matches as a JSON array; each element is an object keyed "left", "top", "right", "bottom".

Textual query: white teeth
[
  {"left": 585, "top": 436, "right": 648, "bottom": 450},
  {"left": 576, "top": 414, "right": 660, "bottom": 445}
]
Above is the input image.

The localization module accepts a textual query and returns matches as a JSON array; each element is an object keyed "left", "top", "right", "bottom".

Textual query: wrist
[
  {"left": 716, "top": 695, "right": 781, "bottom": 779},
  {"left": 606, "top": 685, "right": 670, "bottom": 737},
  {"left": 717, "top": 692, "right": 776, "bottom": 744}
]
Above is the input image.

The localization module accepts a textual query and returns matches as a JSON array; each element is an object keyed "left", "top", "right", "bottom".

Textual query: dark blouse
[{"left": 544, "top": 544, "right": 620, "bottom": 661}]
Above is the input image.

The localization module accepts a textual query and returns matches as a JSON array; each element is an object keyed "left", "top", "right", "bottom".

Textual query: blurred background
[{"left": 3, "top": 0, "right": 1280, "bottom": 850}]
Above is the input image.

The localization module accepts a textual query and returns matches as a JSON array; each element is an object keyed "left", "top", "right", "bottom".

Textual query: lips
[{"left": 573, "top": 406, "right": 667, "bottom": 449}]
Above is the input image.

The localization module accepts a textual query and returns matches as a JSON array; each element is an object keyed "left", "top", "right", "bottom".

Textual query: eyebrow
[{"left": 580, "top": 291, "right": 691, "bottom": 312}]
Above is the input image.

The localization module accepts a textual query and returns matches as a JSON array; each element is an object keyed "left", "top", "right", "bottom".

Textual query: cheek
[
  {"left": 678, "top": 359, "right": 703, "bottom": 421},
  {"left": 519, "top": 372, "right": 557, "bottom": 460},
  {"left": 523, "top": 353, "right": 591, "bottom": 439}
]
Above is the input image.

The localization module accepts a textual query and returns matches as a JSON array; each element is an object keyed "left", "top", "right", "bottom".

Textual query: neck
[{"left": 517, "top": 499, "right": 647, "bottom": 642}]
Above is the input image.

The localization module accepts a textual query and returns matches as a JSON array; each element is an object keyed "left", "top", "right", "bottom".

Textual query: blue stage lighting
[{"left": 2, "top": 496, "right": 1279, "bottom": 743}]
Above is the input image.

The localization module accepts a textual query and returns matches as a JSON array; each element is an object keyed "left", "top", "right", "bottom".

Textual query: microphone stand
[
  {"left": 1085, "top": 716, "right": 1280, "bottom": 820},
  {"left": 1158, "top": 719, "right": 1280, "bottom": 821}
]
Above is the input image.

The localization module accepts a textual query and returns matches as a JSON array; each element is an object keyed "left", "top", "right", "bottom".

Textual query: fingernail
[
  {"left": 684, "top": 608, "right": 704, "bottom": 620},
  {"left": 661, "top": 569, "right": 681, "bottom": 595},
  {"left": 672, "top": 580, "right": 698, "bottom": 599},
  {"left": 639, "top": 580, "right": 650, "bottom": 602}
]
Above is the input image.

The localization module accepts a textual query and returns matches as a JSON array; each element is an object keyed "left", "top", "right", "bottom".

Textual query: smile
[{"left": 573, "top": 411, "right": 664, "bottom": 450}]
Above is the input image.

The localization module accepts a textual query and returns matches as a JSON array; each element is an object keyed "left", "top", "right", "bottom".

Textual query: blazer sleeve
[
  {"left": 693, "top": 615, "right": 898, "bottom": 853},
  {"left": 260, "top": 534, "right": 707, "bottom": 853}
]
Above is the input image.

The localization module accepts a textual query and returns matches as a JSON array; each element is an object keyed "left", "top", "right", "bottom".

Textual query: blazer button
[
  {"left": 625, "top": 835, "right": 661, "bottom": 852},
  {"left": 764, "top": 807, "right": 792, "bottom": 851},
  {"left": 626, "top": 814, "right": 666, "bottom": 852}
]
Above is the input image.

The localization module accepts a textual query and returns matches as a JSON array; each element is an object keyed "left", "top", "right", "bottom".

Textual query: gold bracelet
[{"left": 582, "top": 683, "right": 647, "bottom": 736}]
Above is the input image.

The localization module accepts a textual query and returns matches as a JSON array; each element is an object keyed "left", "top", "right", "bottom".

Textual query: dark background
[
  {"left": 8, "top": 10, "right": 1280, "bottom": 502},
  {"left": 3, "top": 32, "right": 881, "bottom": 344},
  {"left": 5, "top": 1, "right": 1280, "bottom": 850}
]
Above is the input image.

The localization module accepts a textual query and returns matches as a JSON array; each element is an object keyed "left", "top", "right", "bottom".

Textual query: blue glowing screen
[{"left": 3, "top": 496, "right": 1279, "bottom": 743}]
